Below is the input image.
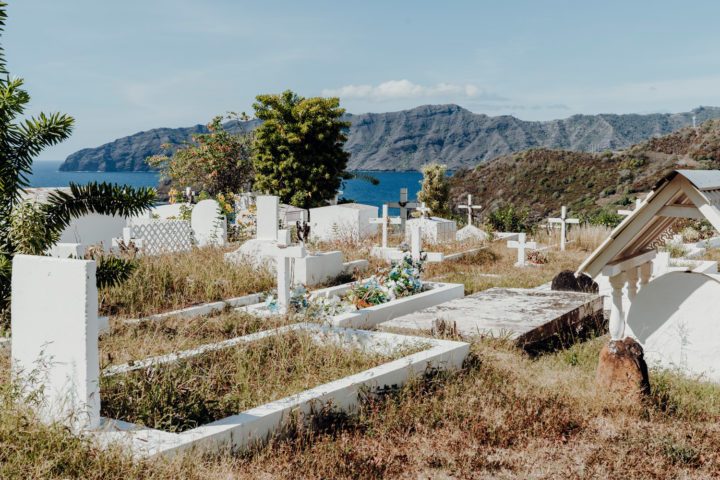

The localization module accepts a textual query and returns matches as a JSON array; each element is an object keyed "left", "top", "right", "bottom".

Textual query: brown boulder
[{"left": 596, "top": 337, "right": 650, "bottom": 396}]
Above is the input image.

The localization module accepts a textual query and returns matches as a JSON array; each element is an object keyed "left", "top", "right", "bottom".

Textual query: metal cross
[{"left": 385, "top": 187, "right": 419, "bottom": 230}]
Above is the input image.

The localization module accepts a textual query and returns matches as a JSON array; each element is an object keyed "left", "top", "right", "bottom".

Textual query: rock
[
  {"left": 596, "top": 337, "right": 650, "bottom": 396},
  {"left": 551, "top": 270, "right": 599, "bottom": 294}
]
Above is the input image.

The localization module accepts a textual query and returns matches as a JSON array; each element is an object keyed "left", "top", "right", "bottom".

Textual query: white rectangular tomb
[
  {"left": 381, "top": 288, "right": 603, "bottom": 347},
  {"left": 405, "top": 217, "right": 457, "bottom": 244},
  {"left": 309, "top": 203, "right": 379, "bottom": 242}
]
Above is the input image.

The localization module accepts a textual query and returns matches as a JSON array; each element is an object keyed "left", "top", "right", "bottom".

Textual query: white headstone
[
  {"left": 256, "top": 195, "right": 280, "bottom": 241},
  {"left": 458, "top": 194, "right": 482, "bottom": 227},
  {"left": 410, "top": 223, "right": 422, "bottom": 261},
  {"left": 626, "top": 272, "right": 720, "bottom": 382},
  {"left": 191, "top": 199, "right": 227, "bottom": 247},
  {"left": 11, "top": 255, "right": 100, "bottom": 429},
  {"left": 507, "top": 233, "right": 537, "bottom": 267},
  {"left": 547, "top": 206, "right": 579, "bottom": 251}
]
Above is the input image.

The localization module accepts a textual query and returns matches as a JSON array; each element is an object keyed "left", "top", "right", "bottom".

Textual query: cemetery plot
[
  {"left": 96, "top": 323, "right": 469, "bottom": 456},
  {"left": 381, "top": 288, "right": 604, "bottom": 350}
]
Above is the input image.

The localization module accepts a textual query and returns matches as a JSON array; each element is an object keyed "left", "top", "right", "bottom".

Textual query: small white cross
[
  {"left": 618, "top": 198, "right": 643, "bottom": 217},
  {"left": 261, "top": 238, "right": 306, "bottom": 314},
  {"left": 507, "top": 233, "right": 537, "bottom": 267},
  {"left": 547, "top": 206, "right": 579, "bottom": 251},
  {"left": 416, "top": 202, "right": 432, "bottom": 219},
  {"left": 458, "top": 193, "right": 482, "bottom": 226},
  {"left": 370, "top": 205, "right": 402, "bottom": 249}
]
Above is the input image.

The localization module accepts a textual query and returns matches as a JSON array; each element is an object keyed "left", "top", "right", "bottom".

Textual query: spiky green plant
[{"left": 0, "top": 2, "right": 155, "bottom": 327}]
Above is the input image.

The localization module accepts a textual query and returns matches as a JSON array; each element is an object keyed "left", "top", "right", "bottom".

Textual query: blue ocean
[{"left": 29, "top": 161, "right": 423, "bottom": 212}]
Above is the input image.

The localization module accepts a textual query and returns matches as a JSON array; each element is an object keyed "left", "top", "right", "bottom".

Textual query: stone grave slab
[{"left": 381, "top": 288, "right": 603, "bottom": 346}]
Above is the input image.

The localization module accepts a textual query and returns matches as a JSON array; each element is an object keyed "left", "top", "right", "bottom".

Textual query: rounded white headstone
[
  {"left": 191, "top": 199, "right": 227, "bottom": 247},
  {"left": 626, "top": 271, "right": 720, "bottom": 382}
]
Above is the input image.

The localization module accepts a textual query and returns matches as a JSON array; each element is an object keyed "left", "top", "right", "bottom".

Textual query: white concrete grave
[
  {"left": 256, "top": 195, "right": 280, "bottom": 241},
  {"left": 626, "top": 272, "right": 720, "bottom": 382},
  {"left": 11, "top": 255, "right": 100, "bottom": 430},
  {"left": 262, "top": 238, "right": 307, "bottom": 314},
  {"left": 373, "top": 222, "right": 445, "bottom": 263},
  {"left": 405, "top": 216, "right": 457, "bottom": 244},
  {"left": 547, "top": 206, "right": 579, "bottom": 251},
  {"left": 308, "top": 203, "right": 379, "bottom": 242},
  {"left": 191, "top": 199, "right": 227, "bottom": 247},
  {"left": 96, "top": 323, "right": 469, "bottom": 457},
  {"left": 382, "top": 288, "right": 603, "bottom": 347},
  {"left": 507, "top": 233, "right": 537, "bottom": 267}
]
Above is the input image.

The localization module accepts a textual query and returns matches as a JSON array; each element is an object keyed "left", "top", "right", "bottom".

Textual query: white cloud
[{"left": 322, "top": 80, "right": 485, "bottom": 100}]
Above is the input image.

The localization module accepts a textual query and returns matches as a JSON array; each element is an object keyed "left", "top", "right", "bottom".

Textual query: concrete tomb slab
[
  {"left": 626, "top": 271, "right": 720, "bottom": 382},
  {"left": 381, "top": 288, "right": 603, "bottom": 346}
]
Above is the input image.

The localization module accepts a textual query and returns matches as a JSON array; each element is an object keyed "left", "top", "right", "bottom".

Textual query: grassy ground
[{"left": 4, "top": 225, "right": 720, "bottom": 478}]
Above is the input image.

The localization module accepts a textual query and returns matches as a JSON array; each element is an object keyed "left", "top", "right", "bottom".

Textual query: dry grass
[
  {"left": 101, "top": 329, "right": 410, "bottom": 433},
  {"left": 100, "top": 246, "right": 274, "bottom": 318}
]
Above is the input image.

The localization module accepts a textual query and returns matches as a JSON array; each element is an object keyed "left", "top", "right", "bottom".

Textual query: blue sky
[{"left": 8, "top": 0, "right": 720, "bottom": 160}]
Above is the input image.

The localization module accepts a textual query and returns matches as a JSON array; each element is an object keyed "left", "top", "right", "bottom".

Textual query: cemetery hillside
[
  {"left": 450, "top": 119, "right": 720, "bottom": 222},
  {"left": 8, "top": 2, "right": 720, "bottom": 479}
]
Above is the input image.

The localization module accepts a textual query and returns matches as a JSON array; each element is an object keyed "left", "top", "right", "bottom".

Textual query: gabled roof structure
[{"left": 577, "top": 170, "right": 720, "bottom": 278}]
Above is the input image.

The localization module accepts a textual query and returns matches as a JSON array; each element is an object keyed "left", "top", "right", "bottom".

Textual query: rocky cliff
[{"left": 60, "top": 105, "right": 720, "bottom": 172}]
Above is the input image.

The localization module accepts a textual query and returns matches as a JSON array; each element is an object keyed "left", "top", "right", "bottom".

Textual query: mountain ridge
[{"left": 60, "top": 104, "right": 720, "bottom": 172}]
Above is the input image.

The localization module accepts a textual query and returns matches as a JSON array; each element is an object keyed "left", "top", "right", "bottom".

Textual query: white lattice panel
[{"left": 130, "top": 220, "right": 193, "bottom": 255}]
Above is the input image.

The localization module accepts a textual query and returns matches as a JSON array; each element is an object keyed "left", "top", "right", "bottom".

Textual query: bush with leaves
[
  {"left": 485, "top": 205, "right": 531, "bottom": 233},
  {"left": 417, "top": 163, "right": 451, "bottom": 217},
  {"left": 252, "top": 90, "right": 351, "bottom": 208},
  {"left": 148, "top": 113, "right": 254, "bottom": 197},
  {"left": 0, "top": 4, "right": 155, "bottom": 327},
  {"left": 589, "top": 209, "right": 623, "bottom": 228}
]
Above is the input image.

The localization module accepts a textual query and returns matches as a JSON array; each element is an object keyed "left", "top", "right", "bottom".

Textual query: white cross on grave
[
  {"left": 507, "top": 233, "right": 537, "bottom": 267},
  {"left": 410, "top": 223, "right": 423, "bottom": 261},
  {"left": 416, "top": 202, "right": 432, "bottom": 219},
  {"left": 547, "top": 206, "right": 579, "bottom": 251},
  {"left": 261, "top": 236, "right": 306, "bottom": 314},
  {"left": 458, "top": 194, "right": 482, "bottom": 226},
  {"left": 618, "top": 198, "right": 643, "bottom": 217},
  {"left": 369, "top": 204, "right": 402, "bottom": 249},
  {"left": 386, "top": 187, "right": 419, "bottom": 230}
]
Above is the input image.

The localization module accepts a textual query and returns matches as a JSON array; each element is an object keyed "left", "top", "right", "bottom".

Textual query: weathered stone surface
[
  {"left": 596, "top": 337, "right": 650, "bottom": 396},
  {"left": 381, "top": 288, "right": 603, "bottom": 346}
]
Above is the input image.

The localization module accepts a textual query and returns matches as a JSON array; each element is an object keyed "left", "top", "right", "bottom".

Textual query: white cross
[
  {"left": 261, "top": 238, "right": 306, "bottom": 314},
  {"left": 386, "top": 187, "right": 419, "bottom": 230},
  {"left": 547, "top": 206, "right": 579, "bottom": 251},
  {"left": 332, "top": 190, "right": 343, "bottom": 205},
  {"left": 410, "top": 223, "right": 423, "bottom": 261},
  {"left": 369, "top": 204, "right": 402, "bottom": 249},
  {"left": 458, "top": 194, "right": 482, "bottom": 226},
  {"left": 507, "top": 233, "right": 537, "bottom": 267},
  {"left": 618, "top": 198, "right": 643, "bottom": 217},
  {"left": 416, "top": 202, "right": 432, "bottom": 219}
]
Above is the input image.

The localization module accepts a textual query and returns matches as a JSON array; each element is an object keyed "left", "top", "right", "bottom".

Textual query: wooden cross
[
  {"left": 386, "top": 187, "right": 419, "bottom": 230},
  {"left": 547, "top": 206, "right": 579, "bottom": 251},
  {"left": 507, "top": 233, "right": 537, "bottom": 267},
  {"left": 416, "top": 202, "right": 432, "bottom": 219},
  {"left": 618, "top": 198, "right": 643, "bottom": 217},
  {"left": 261, "top": 234, "right": 306, "bottom": 313},
  {"left": 458, "top": 194, "right": 482, "bottom": 226},
  {"left": 369, "top": 204, "right": 402, "bottom": 249}
]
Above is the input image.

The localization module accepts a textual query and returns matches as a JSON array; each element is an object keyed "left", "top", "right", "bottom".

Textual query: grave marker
[
  {"left": 416, "top": 202, "right": 432, "bottom": 219},
  {"left": 256, "top": 195, "right": 280, "bottom": 241},
  {"left": 410, "top": 223, "right": 423, "bottom": 261},
  {"left": 369, "top": 204, "right": 402, "bottom": 249},
  {"left": 507, "top": 233, "right": 537, "bottom": 267},
  {"left": 458, "top": 194, "right": 482, "bottom": 226},
  {"left": 191, "top": 199, "right": 227, "bottom": 247},
  {"left": 386, "top": 187, "right": 419, "bottom": 230},
  {"left": 261, "top": 235, "right": 306, "bottom": 313},
  {"left": 547, "top": 206, "right": 579, "bottom": 251}
]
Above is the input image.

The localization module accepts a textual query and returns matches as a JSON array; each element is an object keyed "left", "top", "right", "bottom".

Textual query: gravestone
[
  {"left": 507, "top": 233, "right": 537, "bottom": 267},
  {"left": 626, "top": 271, "right": 720, "bottom": 382},
  {"left": 405, "top": 217, "right": 457, "bottom": 244},
  {"left": 308, "top": 203, "right": 378, "bottom": 241},
  {"left": 370, "top": 204, "right": 402, "bottom": 249},
  {"left": 11, "top": 255, "right": 100, "bottom": 429},
  {"left": 191, "top": 199, "right": 227, "bottom": 247},
  {"left": 256, "top": 195, "right": 280, "bottom": 241},
  {"left": 547, "top": 206, "right": 579, "bottom": 251}
]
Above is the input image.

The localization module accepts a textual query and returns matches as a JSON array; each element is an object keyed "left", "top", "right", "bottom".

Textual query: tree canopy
[
  {"left": 417, "top": 163, "right": 451, "bottom": 217},
  {"left": 252, "top": 90, "right": 350, "bottom": 208}
]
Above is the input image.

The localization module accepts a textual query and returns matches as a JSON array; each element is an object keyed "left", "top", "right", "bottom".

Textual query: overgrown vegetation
[{"left": 417, "top": 162, "right": 451, "bottom": 217}]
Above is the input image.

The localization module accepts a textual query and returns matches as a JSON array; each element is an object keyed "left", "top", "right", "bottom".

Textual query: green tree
[
  {"left": 0, "top": 3, "right": 155, "bottom": 325},
  {"left": 148, "top": 113, "right": 254, "bottom": 196},
  {"left": 417, "top": 163, "right": 451, "bottom": 217},
  {"left": 252, "top": 90, "right": 350, "bottom": 208}
]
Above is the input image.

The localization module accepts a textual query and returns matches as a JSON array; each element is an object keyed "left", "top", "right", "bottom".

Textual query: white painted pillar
[
  {"left": 560, "top": 206, "right": 567, "bottom": 251},
  {"left": 608, "top": 272, "right": 627, "bottom": 340},
  {"left": 626, "top": 267, "right": 639, "bottom": 301},
  {"left": 276, "top": 256, "right": 291, "bottom": 312},
  {"left": 638, "top": 261, "right": 653, "bottom": 290},
  {"left": 380, "top": 205, "right": 388, "bottom": 248}
]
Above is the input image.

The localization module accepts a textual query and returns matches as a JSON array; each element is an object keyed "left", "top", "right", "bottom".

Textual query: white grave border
[{"left": 96, "top": 322, "right": 469, "bottom": 457}]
